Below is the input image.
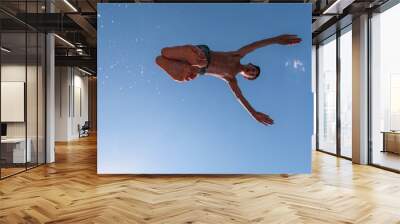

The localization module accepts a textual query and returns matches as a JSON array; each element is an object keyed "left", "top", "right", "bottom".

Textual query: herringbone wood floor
[{"left": 1, "top": 135, "right": 400, "bottom": 224}]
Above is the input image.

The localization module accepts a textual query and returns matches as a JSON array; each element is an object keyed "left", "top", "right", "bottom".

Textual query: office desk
[
  {"left": 1, "top": 138, "right": 31, "bottom": 163},
  {"left": 382, "top": 131, "right": 400, "bottom": 154}
]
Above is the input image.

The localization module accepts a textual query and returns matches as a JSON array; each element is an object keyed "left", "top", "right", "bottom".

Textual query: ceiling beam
[
  {"left": 67, "top": 13, "right": 97, "bottom": 46},
  {"left": 323, "top": 0, "right": 356, "bottom": 14},
  {"left": 8, "top": 13, "right": 83, "bottom": 32},
  {"left": 55, "top": 55, "right": 96, "bottom": 72}
]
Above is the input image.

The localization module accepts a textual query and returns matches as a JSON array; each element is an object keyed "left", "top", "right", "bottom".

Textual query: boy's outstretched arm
[
  {"left": 237, "top": 34, "right": 301, "bottom": 57},
  {"left": 227, "top": 78, "right": 274, "bottom": 126}
]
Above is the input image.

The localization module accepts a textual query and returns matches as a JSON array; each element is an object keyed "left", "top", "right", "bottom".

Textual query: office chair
[{"left": 79, "top": 121, "right": 90, "bottom": 138}]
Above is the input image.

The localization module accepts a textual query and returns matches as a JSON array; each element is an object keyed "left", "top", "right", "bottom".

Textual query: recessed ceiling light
[
  {"left": 63, "top": 0, "right": 78, "bottom": 12},
  {"left": 54, "top": 34, "right": 75, "bottom": 48},
  {"left": 78, "top": 67, "right": 93, "bottom": 76},
  {"left": 1, "top": 47, "right": 11, "bottom": 53}
]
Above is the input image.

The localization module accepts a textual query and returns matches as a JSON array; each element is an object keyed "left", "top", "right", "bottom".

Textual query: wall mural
[{"left": 98, "top": 3, "right": 312, "bottom": 174}]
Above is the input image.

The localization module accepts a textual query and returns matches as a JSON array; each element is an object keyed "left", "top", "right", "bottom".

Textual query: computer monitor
[{"left": 1, "top": 123, "right": 7, "bottom": 137}]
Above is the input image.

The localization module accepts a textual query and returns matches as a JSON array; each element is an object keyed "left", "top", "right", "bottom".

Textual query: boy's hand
[
  {"left": 253, "top": 111, "right": 274, "bottom": 126},
  {"left": 274, "top": 34, "right": 302, "bottom": 45}
]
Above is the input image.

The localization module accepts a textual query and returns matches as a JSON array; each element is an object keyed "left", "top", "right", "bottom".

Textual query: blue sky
[{"left": 98, "top": 3, "right": 312, "bottom": 174}]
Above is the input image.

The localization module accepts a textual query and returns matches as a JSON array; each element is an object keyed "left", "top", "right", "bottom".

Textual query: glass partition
[
  {"left": 1, "top": 31, "right": 28, "bottom": 177},
  {"left": 27, "top": 31, "right": 38, "bottom": 169},
  {"left": 0, "top": 1, "right": 46, "bottom": 179}
]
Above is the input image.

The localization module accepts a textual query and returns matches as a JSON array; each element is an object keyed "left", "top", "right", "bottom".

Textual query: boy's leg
[
  {"left": 156, "top": 56, "right": 200, "bottom": 82},
  {"left": 161, "top": 45, "right": 207, "bottom": 67}
]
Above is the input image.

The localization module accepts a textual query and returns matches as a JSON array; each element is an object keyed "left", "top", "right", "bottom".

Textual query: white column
[
  {"left": 46, "top": 33, "right": 55, "bottom": 163},
  {"left": 352, "top": 14, "right": 369, "bottom": 164},
  {"left": 46, "top": 1, "right": 55, "bottom": 163},
  {"left": 312, "top": 45, "right": 317, "bottom": 150},
  {"left": 55, "top": 67, "right": 73, "bottom": 141}
]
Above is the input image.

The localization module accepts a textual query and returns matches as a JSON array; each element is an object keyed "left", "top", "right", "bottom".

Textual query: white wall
[
  {"left": 55, "top": 66, "right": 70, "bottom": 141},
  {"left": 1, "top": 82, "right": 25, "bottom": 122},
  {"left": 1, "top": 65, "right": 27, "bottom": 140},
  {"left": 55, "top": 67, "right": 89, "bottom": 141},
  {"left": 72, "top": 73, "right": 89, "bottom": 138},
  {"left": 1, "top": 65, "right": 39, "bottom": 137}
]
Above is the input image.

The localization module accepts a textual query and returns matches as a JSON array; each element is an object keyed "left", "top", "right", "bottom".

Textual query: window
[
  {"left": 339, "top": 27, "right": 352, "bottom": 158},
  {"left": 370, "top": 2, "right": 400, "bottom": 171},
  {"left": 317, "top": 35, "right": 337, "bottom": 154}
]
